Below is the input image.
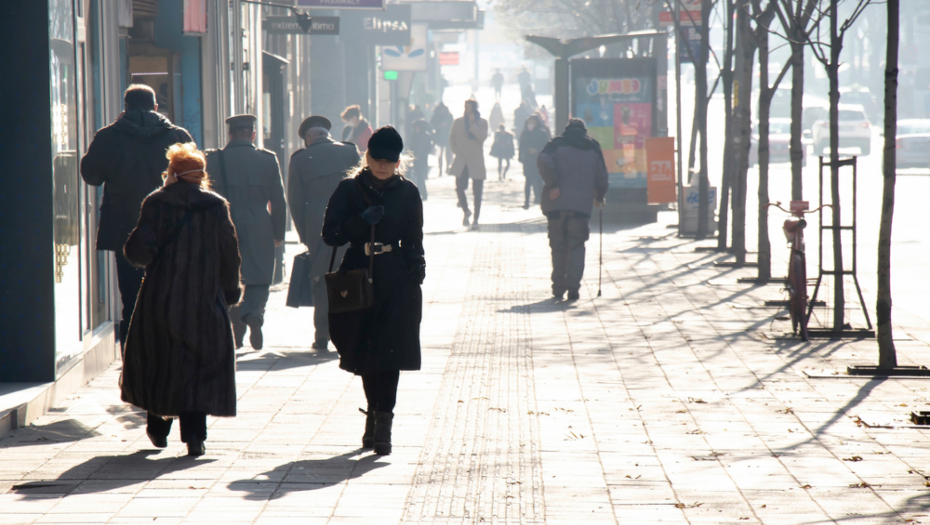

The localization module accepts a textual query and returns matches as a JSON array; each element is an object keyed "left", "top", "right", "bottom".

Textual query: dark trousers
[
  {"left": 362, "top": 371, "right": 400, "bottom": 414},
  {"left": 524, "top": 170, "right": 543, "bottom": 205},
  {"left": 456, "top": 175, "right": 484, "bottom": 222},
  {"left": 547, "top": 211, "right": 590, "bottom": 294},
  {"left": 497, "top": 158, "right": 510, "bottom": 179},
  {"left": 312, "top": 277, "right": 330, "bottom": 345},
  {"left": 147, "top": 412, "right": 207, "bottom": 443},
  {"left": 230, "top": 285, "right": 270, "bottom": 323},
  {"left": 115, "top": 252, "right": 145, "bottom": 346}
]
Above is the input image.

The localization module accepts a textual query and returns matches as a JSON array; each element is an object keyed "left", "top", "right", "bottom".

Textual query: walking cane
[{"left": 597, "top": 208, "right": 603, "bottom": 298}]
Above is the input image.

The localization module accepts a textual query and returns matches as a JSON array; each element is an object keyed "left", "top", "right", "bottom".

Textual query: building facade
[{"left": 0, "top": 0, "right": 293, "bottom": 386}]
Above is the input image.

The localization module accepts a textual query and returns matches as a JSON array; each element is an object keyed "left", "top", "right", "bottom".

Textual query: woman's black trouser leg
[
  {"left": 147, "top": 412, "right": 207, "bottom": 443},
  {"left": 362, "top": 371, "right": 400, "bottom": 413},
  {"left": 147, "top": 412, "right": 173, "bottom": 439},
  {"left": 179, "top": 412, "right": 207, "bottom": 443}
]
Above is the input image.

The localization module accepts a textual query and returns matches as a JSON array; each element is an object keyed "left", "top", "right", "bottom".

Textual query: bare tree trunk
[
  {"left": 717, "top": 0, "right": 736, "bottom": 251},
  {"left": 789, "top": 39, "right": 805, "bottom": 201},
  {"left": 688, "top": 115, "right": 699, "bottom": 183},
  {"left": 731, "top": 1, "right": 755, "bottom": 266},
  {"left": 757, "top": 28, "right": 772, "bottom": 281},
  {"left": 828, "top": 0, "right": 846, "bottom": 332},
  {"left": 696, "top": 0, "right": 712, "bottom": 238},
  {"left": 877, "top": 0, "right": 898, "bottom": 367}
]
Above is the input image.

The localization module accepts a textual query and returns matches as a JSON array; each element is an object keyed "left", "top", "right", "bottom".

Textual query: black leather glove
[
  {"left": 360, "top": 205, "right": 385, "bottom": 225},
  {"left": 409, "top": 264, "right": 426, "bottom": 285}
]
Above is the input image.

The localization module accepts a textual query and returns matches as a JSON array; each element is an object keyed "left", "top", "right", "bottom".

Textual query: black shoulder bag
[{"left": 324, "top": 179, "right": 376, "bottom": 314}]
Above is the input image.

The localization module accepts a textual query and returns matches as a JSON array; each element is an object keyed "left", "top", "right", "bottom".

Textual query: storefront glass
[{"left": 49, "top": 0, "right": 84, "bottom": 375}]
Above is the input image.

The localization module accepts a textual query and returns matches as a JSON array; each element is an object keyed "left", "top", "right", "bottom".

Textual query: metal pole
[
  {"left": 674, "top": 14, "right": 684, "bottom": 235},
  {"left": 555, "top": 57, "right": 570, "bottom": 134},
  {"left": 597, "top": 208, "right": 603, "bottom": 297}
]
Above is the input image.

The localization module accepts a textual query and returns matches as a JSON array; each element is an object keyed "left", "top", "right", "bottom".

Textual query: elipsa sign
[
  {"left": 297, "top": 0, "right": 385, "bottom": 10},
  {"left": 342, "top": 4, "right": 411, "bottom": 47},
  {"left": 263, "top": 16, "right": 340, "bottom": 35}
]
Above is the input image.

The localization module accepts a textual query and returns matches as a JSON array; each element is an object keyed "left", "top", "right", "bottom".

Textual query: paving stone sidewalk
[{"left": 2, "top": 172, "right": 930, "bottom": 525}]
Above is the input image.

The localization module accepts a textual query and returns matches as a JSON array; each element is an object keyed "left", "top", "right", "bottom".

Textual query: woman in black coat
[
  {"left": 322, "top": 126, "right": 425, "bottom": 456},
  {"left": 122, "top": 142, "right": 242, "bottom": 457}
]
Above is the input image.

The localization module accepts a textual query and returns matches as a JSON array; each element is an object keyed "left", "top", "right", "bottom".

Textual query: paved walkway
[{"left": 2, "top": 170, "right": 930, "bottom": 525}]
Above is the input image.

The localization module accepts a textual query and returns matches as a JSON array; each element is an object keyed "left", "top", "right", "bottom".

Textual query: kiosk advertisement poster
[{"left": 571, "top": 58, "right": 657, "bottom": 190}]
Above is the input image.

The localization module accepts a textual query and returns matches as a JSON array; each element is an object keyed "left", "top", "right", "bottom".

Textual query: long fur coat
[{"left": 121, "top": 181, "right": 242, "bottom": 417}]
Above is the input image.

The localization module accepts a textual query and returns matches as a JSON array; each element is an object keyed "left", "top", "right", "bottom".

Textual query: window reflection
[{"left": 50, "top": 0, "right": 83, "bottom": 374}]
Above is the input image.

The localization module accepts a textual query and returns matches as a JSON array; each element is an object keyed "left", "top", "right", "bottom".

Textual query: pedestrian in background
[
  {"left": 449, "top": 99, "right": 489, "bottom": 229},
  {"left": 492, "top": 69, "right": 505, "bottom": 101},
  {"left": 490, "top": 124, "right": 515, "bottom": 181},
  {"left": 408, "top": 118, "right": 434, "bottom": 200},
  {"left": 322, "top": 126, "right": 425, "bottom": 456},
  {"left": 430, "top": 101, "right": 454, "bottom": 173},
  {"left": 513, "top": 101, "right": 533, "bottom": 140},
  {"left": 207, "top": 115, "right": 287, "bottom": 350},
  {"left": 537, "top": 119, "right": 608, "bottom": 301},
  {"left": 489, "top": 102, "right": 505, "bottom": 132},
  {"left": 121, "top": 142, "right": 242, "bottom": 457},
  {"left": 80, "top": 84, "right": 193, "bottom": 347},
  {"left": 518, "top": 113, "right": 550, "bottom": 208},
  {"left": 287, "top": 116, "right": 360, "bottom": 352},
  {"left": 341, "top": 105, "right": 373, "bottom": 154}
]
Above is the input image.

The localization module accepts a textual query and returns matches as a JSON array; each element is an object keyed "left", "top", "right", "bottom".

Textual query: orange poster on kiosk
[{"left": 645, "top": 137, "right": 676, "bottom": 204}]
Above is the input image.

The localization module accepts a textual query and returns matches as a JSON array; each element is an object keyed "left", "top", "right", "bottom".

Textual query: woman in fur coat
[{"left": 121, "top": 142, "right": 242, "bottom": 457}]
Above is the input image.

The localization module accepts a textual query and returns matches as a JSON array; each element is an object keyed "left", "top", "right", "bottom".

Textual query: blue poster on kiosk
[{"left": 571, "top": 58, "right": 659, "bottom": 190}]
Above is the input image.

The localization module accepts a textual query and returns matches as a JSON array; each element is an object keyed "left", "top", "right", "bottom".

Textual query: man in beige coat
[{"left": 449, "top": 99, "right": 489, "bottom": 229}]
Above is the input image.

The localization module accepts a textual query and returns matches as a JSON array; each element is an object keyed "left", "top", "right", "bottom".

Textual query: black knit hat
[{"left": 367, "top": 126, "right": 404, "bottom": 162}]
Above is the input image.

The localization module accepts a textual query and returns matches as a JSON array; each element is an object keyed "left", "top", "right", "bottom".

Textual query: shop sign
[
  {"left": 439, "top": 51, "right": 459, "bottom": 66},
  {"left": 297, "top": 0, "right": 384, "bottom": 9},
  {"left": 342, "top": 4, "right": 411, "bottom": 47},
  {"left": 381, "top": 23, "right": 428, "bottom": 71},
  {"left": 263, "top": 16, "right": 340, "bottom": 35},
  {"left": 645, "top": 137, "right": 676, "bottom": 204},
  {"left": 659, "top": 0, "right": 701, "bottom": 26}
]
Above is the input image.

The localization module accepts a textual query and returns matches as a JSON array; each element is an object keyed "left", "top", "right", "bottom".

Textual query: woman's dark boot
[
  {"left": 373, "top": 411, "right": 394, "bottom": 455},
  {"left": 360, "top": 408, "right": 375, "bottom": 448}
]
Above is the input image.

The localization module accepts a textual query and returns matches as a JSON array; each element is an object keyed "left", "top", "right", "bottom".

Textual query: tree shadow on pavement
[
  {"left": 227, "top": 449, "right": 388, "bottom": 500},
  {"left": 11, "top": 450, "right": 216, "bottom": 497}
]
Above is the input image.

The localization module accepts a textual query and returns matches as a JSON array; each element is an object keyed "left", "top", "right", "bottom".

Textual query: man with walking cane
[{"left": 537, "top": 119, "right": 609, "bottom": 301}]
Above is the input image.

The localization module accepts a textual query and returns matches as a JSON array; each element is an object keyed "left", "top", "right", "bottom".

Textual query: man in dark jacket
[
  {"left": 80, "top": 84, "right": 193, "bottom": 346},
  {"left": 207, "top": 115, "right": 287, "bottom": 351},
  {"left": 287, "top": 116, "right": 360, "bottom": 350},
  {"left": 537, "top": 119, "right": 609, "bottom": 301}
]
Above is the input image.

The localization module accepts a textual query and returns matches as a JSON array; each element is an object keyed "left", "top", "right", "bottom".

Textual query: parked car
[
  {"left": 896, "top": 119, "right": 930, "bottom": 168},
  {"left": 749, "top": 118, "right": 811, "bottom": 167},
  {"left": 839, "top": 87, "right": 880, "bottom": 123},
  {"left": 811, "top": 103, "right": 872, "bottom": 156}
]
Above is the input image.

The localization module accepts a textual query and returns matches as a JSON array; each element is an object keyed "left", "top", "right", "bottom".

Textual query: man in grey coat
[
  {"left": 207, "top": 115, "right": 287, "bottom": 350},
  {"left": 537, "top": 119, "right": 609, "bottom": 301},
  {"left": 287, "top": 116, "right": 360, "bottom": 351}
]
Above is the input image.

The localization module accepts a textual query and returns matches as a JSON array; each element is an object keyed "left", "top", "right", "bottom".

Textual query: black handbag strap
[{"left": 328, "top": 177, "right": 376, "bottom": 283}]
